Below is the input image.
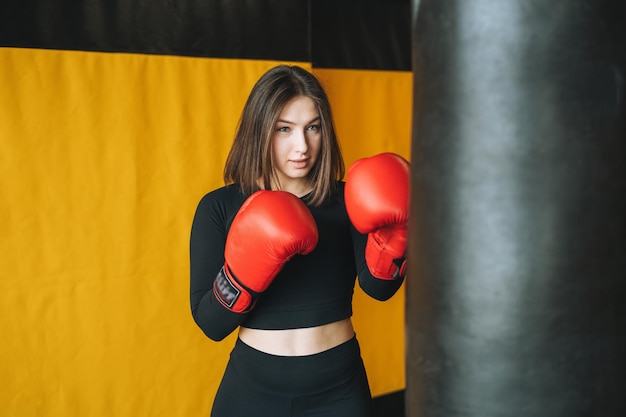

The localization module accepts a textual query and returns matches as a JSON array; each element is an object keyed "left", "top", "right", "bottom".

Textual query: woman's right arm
[{"left": 189, "top": 192, "right": 248, "bottom": 341}]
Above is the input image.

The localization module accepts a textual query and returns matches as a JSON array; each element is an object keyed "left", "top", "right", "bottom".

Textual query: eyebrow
[{"left": 276, "top": 116, "right": 321, "bottom": 125}]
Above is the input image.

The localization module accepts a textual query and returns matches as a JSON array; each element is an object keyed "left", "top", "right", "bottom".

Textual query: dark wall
[{"left": 0, "top": 0, "right": 411, "bottom": 71}]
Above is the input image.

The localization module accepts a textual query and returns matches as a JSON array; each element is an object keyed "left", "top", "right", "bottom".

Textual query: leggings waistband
[{"left": 229, "top": 335, "right": 364, "bottom": 395}]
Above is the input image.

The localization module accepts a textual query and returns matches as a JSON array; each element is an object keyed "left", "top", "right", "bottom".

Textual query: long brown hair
[{"left": 223, "top": 65, "right": 345, "bottom": 206}]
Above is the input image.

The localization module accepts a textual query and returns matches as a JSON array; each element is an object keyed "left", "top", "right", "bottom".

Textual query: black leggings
[{"left": 211, "top": 335, "right": 374, "bottom": 417}]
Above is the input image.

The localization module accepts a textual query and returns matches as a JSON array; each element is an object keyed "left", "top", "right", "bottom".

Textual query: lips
[{"left": 290, "top": 159, "right": 309, "bottom": 169}]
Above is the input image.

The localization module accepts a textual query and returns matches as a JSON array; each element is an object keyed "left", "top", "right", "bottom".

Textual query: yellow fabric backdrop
[{"left": 0, "top": 47, "right": 412, "bottom": 416}]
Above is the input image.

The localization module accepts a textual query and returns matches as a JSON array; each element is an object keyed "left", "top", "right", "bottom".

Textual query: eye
[
  {"left": 276, "top": 126, "right": 290, "bottom": 133},
  {"left": 307, "top": 124, "right": 320, "bottom": 132}
]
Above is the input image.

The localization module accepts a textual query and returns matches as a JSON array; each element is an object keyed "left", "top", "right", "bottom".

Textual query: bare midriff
[{"left": 238, "top": 318, "right": 355, "bottom": 356}]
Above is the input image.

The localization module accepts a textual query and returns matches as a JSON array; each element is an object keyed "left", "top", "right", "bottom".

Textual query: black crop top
[{"left": 189, "top": 182, "right": 404, "bottom": 341}]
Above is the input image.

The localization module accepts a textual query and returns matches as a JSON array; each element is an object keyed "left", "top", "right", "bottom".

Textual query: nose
[{"left": 294, "top": 129, "right": 309, "bottom": 153}]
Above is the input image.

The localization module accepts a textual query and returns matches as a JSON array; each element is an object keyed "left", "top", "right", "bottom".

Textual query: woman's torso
[
  {"left": 238, "top": 318, "right": 355, "bottom": 356},
  {"left": 237, "top": 183, "right": 358, "bottom": 355}
]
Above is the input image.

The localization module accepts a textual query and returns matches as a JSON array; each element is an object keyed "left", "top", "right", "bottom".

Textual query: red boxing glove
[
  {"left": 345, "top": 153, "right": 410, "bottom": 280},
  {"left": 213, "top": 190, "right": 318, "bottom": 313}
]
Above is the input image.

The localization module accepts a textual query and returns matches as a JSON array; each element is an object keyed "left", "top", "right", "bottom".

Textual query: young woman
[{"left": 189, "top": 65, "right": 409, "bottom": 417}]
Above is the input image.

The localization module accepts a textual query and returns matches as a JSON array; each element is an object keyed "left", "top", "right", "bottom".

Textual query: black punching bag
[{"left": 406, "top": 0, "right": 626, "bottom": 416}]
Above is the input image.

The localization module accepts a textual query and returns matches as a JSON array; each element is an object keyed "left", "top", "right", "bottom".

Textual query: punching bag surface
[{"left": 407, "top": 0, "right": 626, "bottom": 416}]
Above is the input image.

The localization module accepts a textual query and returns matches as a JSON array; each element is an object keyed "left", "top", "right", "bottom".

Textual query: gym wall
[{"left": 0, "top": 1, "right": 412, "bottom": 416}]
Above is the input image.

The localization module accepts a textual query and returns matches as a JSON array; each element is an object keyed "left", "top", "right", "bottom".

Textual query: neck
[{"left": 265, "top": 178, "right": 313, "bottom": 198}]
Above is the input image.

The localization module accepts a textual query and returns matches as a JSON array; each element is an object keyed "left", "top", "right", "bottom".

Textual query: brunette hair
[{"left": 223, "top": 65, "right": 345, "bottom": 206}]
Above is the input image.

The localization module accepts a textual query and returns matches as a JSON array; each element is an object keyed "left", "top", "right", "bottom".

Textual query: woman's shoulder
[
  {"left": 202, "top": 183, "right": 244, "bottom": 199},
  {"left": 195, "top": 184, "right": 247, "bottom": 214}
]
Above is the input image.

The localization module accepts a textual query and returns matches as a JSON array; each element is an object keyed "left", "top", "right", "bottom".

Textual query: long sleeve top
[{"left": 189, "top": 182, "right": 404, "bottom": 341}]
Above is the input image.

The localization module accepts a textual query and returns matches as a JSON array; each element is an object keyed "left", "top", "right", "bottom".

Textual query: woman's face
[{"left": 270, "top": 96, "right": 322, "bottom": 196}]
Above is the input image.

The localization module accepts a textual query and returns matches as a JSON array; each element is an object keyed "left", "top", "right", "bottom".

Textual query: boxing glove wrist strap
[
  {"left": 365, "top": 242, "right": 407, "bottom": 280},
  {"left": 213, "top": 265, "right": 258, "bottom": 314},
  {"left": 365, "top": 227, "right": 407, "bottom": 280}
]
